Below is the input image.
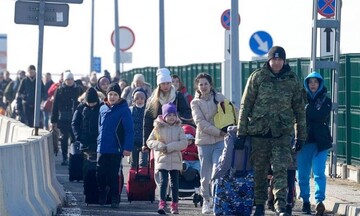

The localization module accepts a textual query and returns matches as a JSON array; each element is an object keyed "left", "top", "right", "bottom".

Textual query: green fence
[{"left": 123, "top": 53, "right": 360, "bottom": 165}]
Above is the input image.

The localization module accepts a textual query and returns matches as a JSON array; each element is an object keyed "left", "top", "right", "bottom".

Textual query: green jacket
[{"left": 237, "top": 63, "right": 307, "bottom": 141}]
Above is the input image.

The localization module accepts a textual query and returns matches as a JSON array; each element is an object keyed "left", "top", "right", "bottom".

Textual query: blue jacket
[
  {"left": 97, "top": 99, "right": 134, "bottom": 154},
  {"left": 304, "top": 72, "right": 332, "bottom": 152}
]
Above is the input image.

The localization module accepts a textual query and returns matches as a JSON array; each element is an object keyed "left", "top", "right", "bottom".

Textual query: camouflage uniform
[{"left": 237, "top": 62, "right": 306, "bottom": 211}]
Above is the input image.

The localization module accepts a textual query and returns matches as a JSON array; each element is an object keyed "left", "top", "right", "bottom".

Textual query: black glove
[
  {"left": 234, "top": 135, "right": 247, "bottom": 150},
  {"left": 293, "top": 140, "right": 304, "bottom": 152}
]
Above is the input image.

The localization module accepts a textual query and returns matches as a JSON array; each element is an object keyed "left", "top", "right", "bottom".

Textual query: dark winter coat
[
  {"left": 97, "top": 99, "right": 134, "bottom": 154},
  {"left": 131, "top": 105, "right": 146, "bottom": 146},
  {"left": 16, "top": 76, "right": 46, "bottom": 109},
  {"left": 304, "top": 73, "right": 333, "bottom": 152},
  {"left": 51, "top": 83, "right": 82, "bottom": 125},
  {"left": 72, "top": 101, "right": 102, "bottom": 152}
]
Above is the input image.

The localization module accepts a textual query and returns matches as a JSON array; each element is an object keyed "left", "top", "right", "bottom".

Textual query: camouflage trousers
[{"left": 251, "top": 135, "right": 292, "bottom": 211}]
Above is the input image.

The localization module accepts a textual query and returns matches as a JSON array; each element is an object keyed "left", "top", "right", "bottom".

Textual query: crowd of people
[{"left": 0, "top": 46, "right": 332, "bottom": 216}]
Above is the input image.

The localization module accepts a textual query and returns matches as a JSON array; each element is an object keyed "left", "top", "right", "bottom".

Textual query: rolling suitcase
[
  {"left": 69, "top": 142, "right": 83, "bottom": 182},
  {"left": 126, "top": 149, "right": 156, "bottom": 203},
  {"left": 213, "top": 137, "right": 254, "bottom": 216},
  {"left": 83, "top": 154, "right": 124, "bottom": 205}
]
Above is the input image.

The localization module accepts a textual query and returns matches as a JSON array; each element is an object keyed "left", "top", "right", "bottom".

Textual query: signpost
[
  {"left": 318, "top": 0, "right": 335, "bottom": 18},
  {"left": 220, "top": 9, "right": 240, "bottom": 30},
  {"left": 249, "top": 31, "right": 273, "bottom": 56},
  {"left": 15, "top": 1, "right": 69, "bottom": 27},
  {"left": 111, "top": 26, "right": 135, "bottom": 52},
  {"left": 0, "top": 34, "right": 7, "bottom": 71},
  {"left": 14, "top": 0, "right": 82, "bottom": 135}
]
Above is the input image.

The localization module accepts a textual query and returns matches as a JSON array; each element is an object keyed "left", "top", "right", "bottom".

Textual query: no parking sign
[
  {"left": 220, "top": 9, "right": 240, "bottom": 30},
  {"left": 318, "top": 0, "right": 335, "bottom": 18}
]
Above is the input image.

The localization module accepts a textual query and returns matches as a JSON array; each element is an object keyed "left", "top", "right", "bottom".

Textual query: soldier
[{"left": 235, "top": 46, "right": 306, "bottom": 216}]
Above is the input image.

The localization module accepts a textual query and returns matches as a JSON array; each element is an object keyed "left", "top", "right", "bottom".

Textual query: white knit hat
[
  {"left": 156, "top": 68, "right": 172, "bottom": 85},
  {"left": 133, "top": 74, "right": 145, "bottom": 83},
  {"left": 64, "top": 71, "right": 74, "bottom": 80}
]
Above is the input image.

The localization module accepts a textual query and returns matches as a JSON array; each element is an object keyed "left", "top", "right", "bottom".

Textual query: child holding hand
[{"left": 146, "top": 103, "right": 187, "bottom": 215}]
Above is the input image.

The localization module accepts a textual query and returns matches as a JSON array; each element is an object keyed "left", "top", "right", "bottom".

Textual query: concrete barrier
[{"left": 0, "top": 115, "right": 65, "bottom": 216}]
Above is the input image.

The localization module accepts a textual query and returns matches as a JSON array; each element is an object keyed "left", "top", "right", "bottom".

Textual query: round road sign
[
  {"left": 318, "top": 0, "right": 335, "bottom": 18},
  {"left": 111, "top": 26, "right": 135, "bottom": 52},
  {"left": 220, "top": 9, "right": 240, "bottom": 30}
]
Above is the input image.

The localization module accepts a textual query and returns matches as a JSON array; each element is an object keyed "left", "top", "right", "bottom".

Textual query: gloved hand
[
  {"left": 79, "top": 142, "right": 88, "bottom": 151},
  {"left": 234, "top": 135, "right": 247, "bottom": 150},
  {"left": 158, "top": 145, "right": 167, "bottom": 153},
  {"left": 293, "top": 139, "right": 304, "bottom": 152}
]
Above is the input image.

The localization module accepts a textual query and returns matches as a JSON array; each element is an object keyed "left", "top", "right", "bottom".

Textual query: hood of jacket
[{"left": 304, "top": 72, "right": 325, "bottom": 99}]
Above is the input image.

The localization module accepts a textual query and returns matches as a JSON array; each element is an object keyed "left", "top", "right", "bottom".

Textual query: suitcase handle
[{"left": 135, "top": 148, "right": 151, "bottom": 177}]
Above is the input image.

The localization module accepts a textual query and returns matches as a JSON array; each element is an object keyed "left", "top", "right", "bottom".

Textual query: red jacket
[{"left": 181, "top": 142, "right": 198, "bottom": 161}]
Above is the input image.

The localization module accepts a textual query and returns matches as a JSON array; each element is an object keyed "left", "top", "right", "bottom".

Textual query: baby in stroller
[{"left": 179, "top": 124, "right": 203, "bottom": 207}]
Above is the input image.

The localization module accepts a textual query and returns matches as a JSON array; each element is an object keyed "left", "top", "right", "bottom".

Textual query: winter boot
[
  {"left": 170, "top": 202, "right": 179, "bottom": 214},
  {"left": 158, "top": 200, "right": 166, "bottom": 215}
]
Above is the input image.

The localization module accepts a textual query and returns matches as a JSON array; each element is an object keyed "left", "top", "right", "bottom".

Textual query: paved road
[{"left": 55, "top": 154, "right": 338, "bottom": 216}]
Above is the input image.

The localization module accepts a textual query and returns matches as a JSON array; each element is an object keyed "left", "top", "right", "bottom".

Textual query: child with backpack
[{"left": 146, "top": 103, "right": 187, "bottom": 214}]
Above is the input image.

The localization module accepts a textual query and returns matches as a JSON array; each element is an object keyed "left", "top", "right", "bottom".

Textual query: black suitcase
[
  {"left": 68, "top": 142, "right": 84, "bottom": 182},
  {"left": 83, "top": 155, "right": 123, "bottom": 205}
]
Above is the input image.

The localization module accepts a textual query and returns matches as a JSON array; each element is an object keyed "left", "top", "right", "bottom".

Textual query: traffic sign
[
  {"left": 113, "top": 52, "right": 132, "bottom": 64},
  {"left": 249, "top": 31, "right": 273, "bottom": 56},
  {"left": 30, "top": 0, "right": 83, "bottom": 3},
  {"left": 318, "top": 0, "right": 335, "bottom": 18},
  {"left": 320, "top": 21, "right": 334, "bottom": 57},
  {"left": 220, "top": 9, "right": 240, "bottom": 30},
  {"left": 14, "top": 1, "right": 69, "bottom": 27},
  {"left": 111, "top": 26, "right": 135, "bottom": 52},
  {"left": 92, "top": 57, "right": 101, "bottom": 73}
]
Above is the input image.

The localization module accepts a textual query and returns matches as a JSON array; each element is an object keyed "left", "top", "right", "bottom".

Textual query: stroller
[
  {"left": 165, "top": 164, "right": 203, "bottom": 207},
  {"left": 178, "top": 164, "right": 203, "bottom": 207},
  {"left": 166, "top": 124, "right": 203, "bottom": 207}
]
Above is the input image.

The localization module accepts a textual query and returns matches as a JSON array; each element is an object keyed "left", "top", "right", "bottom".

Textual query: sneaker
[
  {"left": 170, "top": 202, "right": 179, "bottom": 214},
  {"left": 201, "top": 199, "right": 212, "bottom": 214},
  {"left": 158, "top": 200, "right": 166, "bottom": 215},
  {"left": 275, "top": 208, "right": 290, "bottom": 216},
  {"left": 98, "top": 186, "right": 110, "bottom": 205},
  {"left": 315, "top": 202, "right": 325, "bottom": 216},
  {"left": 267, "top": 199, "right": 275, "bottom": 211},
  {"left": 302, "top": 202, "right": 311, "bottom": 214},
  {"left": 253, "top": 204, "right": 265, "bottom": 216}
]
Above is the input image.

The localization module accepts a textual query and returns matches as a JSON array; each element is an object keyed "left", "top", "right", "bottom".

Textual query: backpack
[{"left": 213, "top": 99, "right": 237, "bottom": 132}]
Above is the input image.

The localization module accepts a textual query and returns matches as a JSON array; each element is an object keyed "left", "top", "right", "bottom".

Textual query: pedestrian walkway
[
  {"left": 54, "top": 151, "right": 360, "bottom": 216},
  {"left": 307, "top": 177, "right": 360, "bottom": 216}
]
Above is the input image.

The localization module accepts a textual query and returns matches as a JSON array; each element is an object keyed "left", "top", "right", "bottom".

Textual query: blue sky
[{"left": 0, "top": 0, "right": 359, "bottom": 78}]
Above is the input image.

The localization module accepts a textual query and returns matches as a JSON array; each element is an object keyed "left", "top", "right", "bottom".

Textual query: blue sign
[
  {"left": 318, "top": 0, "right": 335, "bottom": 18},
  {"left": 92, "top": 57, "right": 101, "bottom": 73},
  {"left": 249, "top": 31, "right": 273, "bottom": 56}
]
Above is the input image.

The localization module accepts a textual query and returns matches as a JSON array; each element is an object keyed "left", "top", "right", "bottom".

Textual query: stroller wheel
[{"left": 193, "top": 194, "right": 203, "bottom": 207}]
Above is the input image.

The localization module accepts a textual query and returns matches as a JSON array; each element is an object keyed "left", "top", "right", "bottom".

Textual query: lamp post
[
  {"left": 159, "top": 0, "right": 165, "bottom": 68},
  {"left": 114, "top": 0, "right": 121, "bottom": 73},
  {"left": 90, "top": 0, "right": 94, "bottom": 74}
]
